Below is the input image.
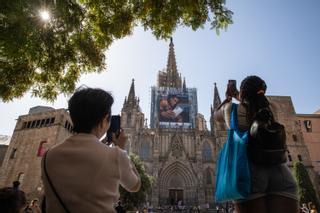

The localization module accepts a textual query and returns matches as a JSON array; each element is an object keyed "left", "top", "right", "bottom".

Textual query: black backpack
[{"left": 248, "top": 108, "right": 287, "bottom": 165}]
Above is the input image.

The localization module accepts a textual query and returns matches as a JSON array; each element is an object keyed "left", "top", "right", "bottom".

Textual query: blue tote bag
[{"left": 215, "top": 103, "right": 251, "bottom": 202}]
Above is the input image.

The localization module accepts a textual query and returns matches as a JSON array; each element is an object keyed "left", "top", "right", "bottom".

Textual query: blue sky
[{"left": 1, "top": 0, "right": 319, "bottom": 136}]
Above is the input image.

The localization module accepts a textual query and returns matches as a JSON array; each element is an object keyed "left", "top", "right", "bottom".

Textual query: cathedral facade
[
  {"left": 0, "top": 39, "right": 319, "bottom": 208},
  {"left": 121, "top": 39, "right": 216, "bottom": 207}
]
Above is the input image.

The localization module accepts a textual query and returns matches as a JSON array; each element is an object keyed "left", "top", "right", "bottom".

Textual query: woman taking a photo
[{"left": 214, "top": 76, "right": 298, "bottom": 213}]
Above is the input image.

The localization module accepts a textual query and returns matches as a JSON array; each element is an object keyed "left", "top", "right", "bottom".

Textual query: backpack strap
[{"left": 43, "top": 150, "right": 71, "bottom": 213}]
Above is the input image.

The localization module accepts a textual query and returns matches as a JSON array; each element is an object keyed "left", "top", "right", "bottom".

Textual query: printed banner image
[{"left": 158, "top": 88, "right": 191, "bottom": 128}]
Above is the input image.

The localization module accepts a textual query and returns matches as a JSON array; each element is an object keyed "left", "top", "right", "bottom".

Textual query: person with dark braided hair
[
  {"left": 0, "top": 181, "right": 27, "bottom": 213},
  {"left": 215, "top": 76, "right": 299, "bottom": 213}
]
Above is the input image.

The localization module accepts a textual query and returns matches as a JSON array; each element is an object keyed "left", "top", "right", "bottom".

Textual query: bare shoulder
[{"left": 214, "top": 101, "right": 232, "bottom": 124}]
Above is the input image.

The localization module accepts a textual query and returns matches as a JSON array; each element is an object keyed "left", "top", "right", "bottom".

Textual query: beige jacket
[{"left": 41, "top": 134, "right": 140, "bottom": 213}]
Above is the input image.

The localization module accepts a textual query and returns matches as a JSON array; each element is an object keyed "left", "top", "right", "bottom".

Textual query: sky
[{"left": 1, "top": 0, "right": 320, "bottom": 136}]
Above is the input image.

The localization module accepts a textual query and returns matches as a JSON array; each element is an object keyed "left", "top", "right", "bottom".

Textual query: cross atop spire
[{"left": 213, "top": 83, "right": 222, "bottom": 110}]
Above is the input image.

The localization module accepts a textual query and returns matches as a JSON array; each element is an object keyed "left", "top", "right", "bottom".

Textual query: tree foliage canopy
[
  {"left": 0, "top": 0, "right": 232, "bottom": 101},
  {"left": 293, "top": 161, "right": 320, "bottom": 209},
  {"left": 119, "top": 154, "right": 153, "bottom": 210}
]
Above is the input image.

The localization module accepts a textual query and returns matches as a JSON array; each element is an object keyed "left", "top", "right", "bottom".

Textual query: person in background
[
  {"left": 42, "top": 87, "right": 141, "bottom": 213},
  {"left": 307, "top": 202, "right": 318, "bottom": 213},
  {"left": 0, "top": 181, "right": 27, "bottom": 213},
  {"left": 29, "top": 199, "right": 41, "bottom": 213},
  {"left": 214, "top": 76, "right": 299, "bottom": 213},
  {"left": 115, "top": 200, "right": 125, "bottom": 213}
]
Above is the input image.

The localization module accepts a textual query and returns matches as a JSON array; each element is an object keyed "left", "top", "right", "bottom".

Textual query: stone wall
[{"left": 0, "top": 108, "right": 72, "bottom": 199}]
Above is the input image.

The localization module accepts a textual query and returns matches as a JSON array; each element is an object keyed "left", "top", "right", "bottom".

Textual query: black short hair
[
  {"left": 68, "top": 88, "right": 114, "bottom": 133},
  {"left": 0, "top": 181, "right": 26, "bottom": 213}
]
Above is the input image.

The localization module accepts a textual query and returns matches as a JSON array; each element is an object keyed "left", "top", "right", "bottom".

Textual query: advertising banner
[{"left": 150, "top": 87, "right": 197, "bottom": 129}]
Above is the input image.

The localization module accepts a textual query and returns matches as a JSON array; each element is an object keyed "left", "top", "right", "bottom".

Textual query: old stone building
[
  {"left": 0, "top": 39, "right": 318, "bottom": 206},
  {"left": 0, "top": 106, "right": 73, "bottom": 198},
  {"left": 297, "top": 111, "right": 320, "bottom": 177},
  {"left": 0, "top": 135, "right": 11, "bottom": 166},
  {"left": 121, "top": 39, "right": 216, "bottom": 207}
]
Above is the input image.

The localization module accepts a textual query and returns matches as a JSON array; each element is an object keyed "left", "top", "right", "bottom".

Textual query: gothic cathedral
[{"left": 121, "top": 39, "right": 219, "bottom": 207}]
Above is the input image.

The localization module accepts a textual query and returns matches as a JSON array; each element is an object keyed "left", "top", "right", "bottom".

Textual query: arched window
[
  {"left": 36, "top": 120, "right": 41, "bottom": 128},
  {"left": 205, "top": 169, "right": 212, "bottom": 185},
  {"left": 127, "top": 113, "right": 132, "bottom": 127},
  {"left": 298, "top": 155, "right": 303, "bottom": 161},
  {"left": 10, "top": 148, "right": 17, "bottom": 159},
  {"left": 202, "top": 142, "right": 212, "bottom": 161},
  {"left": 140, "top": 141, "right": 150, "bottom": 160},
  {"left": 40, "top": 119, "right": 45, "bottom": 127},
  {"left": 50, "top": 117, "right": 55, "bottom": 124},
  {"left": 17, "top": 172, "right": 24, "bottom": 184},
  {"left": 287, "top": 150, "right": 292, "bottom": 162},
  {"left": 37, "top": 141, "right": 47, "bottom": 157}
]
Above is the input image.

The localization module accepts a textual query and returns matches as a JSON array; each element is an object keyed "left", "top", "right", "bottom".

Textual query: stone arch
[
  {"left": 159, "top": 161, "right": 196, "bottom": 188},
  {"left": 158, "top": 161, "right": 198, "bottom": 205}
]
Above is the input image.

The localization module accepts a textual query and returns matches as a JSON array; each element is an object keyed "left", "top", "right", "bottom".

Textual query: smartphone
[
  {"left": 106, "top": 115, "right": 121, "bottom": 143},
  {"left": 227, "top": 80, "right": 237, "bottom": 97}
]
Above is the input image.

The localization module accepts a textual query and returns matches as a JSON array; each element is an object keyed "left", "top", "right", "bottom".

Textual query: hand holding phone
[
  {"left": 106, "top": 115, "right": 121, "bottom": 143},
  {"left": 226, "top": 80, "right": 239, "bottom": 99},
  {"left": 112, "top": 130, "right": 126, "bottom": 150}
]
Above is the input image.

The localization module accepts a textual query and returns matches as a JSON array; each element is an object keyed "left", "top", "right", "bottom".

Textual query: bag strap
[
  {"left": 43, "top": 150, "right": 71, "bottom": 213},
  {"left": 230, "top": 103, "right": 239, "bottom": 130}
]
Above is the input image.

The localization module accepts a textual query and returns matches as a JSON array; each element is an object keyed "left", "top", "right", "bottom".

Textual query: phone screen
[{"left": 106, "top": 115, "right": 121, "bottom": 142}]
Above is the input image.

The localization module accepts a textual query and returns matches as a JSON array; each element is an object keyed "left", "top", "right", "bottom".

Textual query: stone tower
[
  {"left": 210, "top": 83, "right": 227, "bottom": 154},
  {"left": 121, "top": 79, "right": 145, "bottom": 152},
  {"left": 121, "top": 79, "right": 145, "bottom": 131},
  {"left": 0, "top": 107, "right": 73, "bottom": 198},
  {"left": 210, "top": 83, "right": 222, "bottom": 133}
]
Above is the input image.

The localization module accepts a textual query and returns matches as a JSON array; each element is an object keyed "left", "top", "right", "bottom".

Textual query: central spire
[
  {"left": 157, "top": 38, "right": 183, "bottom": 88},
  {"left": 166, "top": 37, "right": 178, "bottom": 75}
]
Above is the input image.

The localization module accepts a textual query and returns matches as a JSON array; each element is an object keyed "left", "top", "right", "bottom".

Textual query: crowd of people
[{"left": 0, "top": 76, "right": 319, "bottom": 213}]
